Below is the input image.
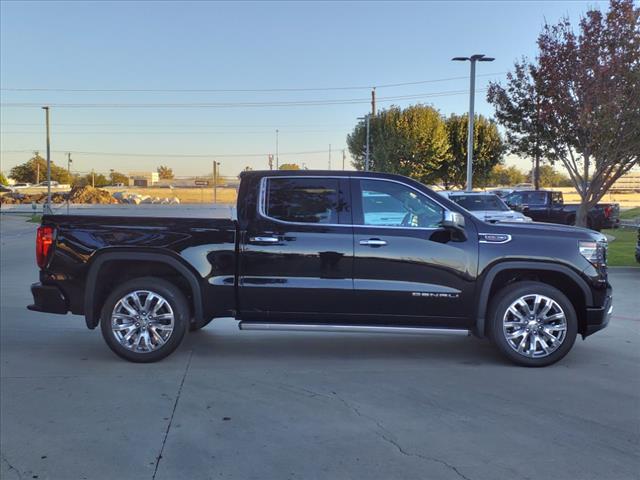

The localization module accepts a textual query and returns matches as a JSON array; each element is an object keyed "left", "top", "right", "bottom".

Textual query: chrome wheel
[
  {"left": 111, "top": 290, "right": 174, "bottom": 353},
  {"left": 502, "top": 294, "right": 567, "bottom": 358}
]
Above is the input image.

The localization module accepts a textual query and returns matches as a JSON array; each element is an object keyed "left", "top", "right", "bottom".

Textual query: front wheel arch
[{"left": 474, "top": 262, "right": 592, "bottom": 338}]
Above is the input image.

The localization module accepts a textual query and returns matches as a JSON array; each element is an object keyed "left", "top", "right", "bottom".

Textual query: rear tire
[
  {"left": 488, "top": 281, "right": 577, "bottom": 367},
  {"left": 100, "top": 277, "right": 188, "bottom": 362}
]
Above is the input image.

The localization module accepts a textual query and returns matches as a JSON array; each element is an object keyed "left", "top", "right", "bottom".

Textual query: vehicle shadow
[{"left": 179, "top": 320, "right": 506, "bottom": 367}]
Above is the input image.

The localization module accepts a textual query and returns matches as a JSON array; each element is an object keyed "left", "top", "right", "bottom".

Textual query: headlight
[{"left": 579, "top": 241, "right": 607, "bottom": 267}]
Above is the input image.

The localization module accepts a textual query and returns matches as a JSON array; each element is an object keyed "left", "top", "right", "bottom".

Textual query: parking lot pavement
[{"left": 1, "top": 214, "right": 639, "bottom": 480}]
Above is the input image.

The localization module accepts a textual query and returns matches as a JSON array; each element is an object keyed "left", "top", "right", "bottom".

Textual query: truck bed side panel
[{"left": 41, "top": 215, "right": 237, "bottom": 320}]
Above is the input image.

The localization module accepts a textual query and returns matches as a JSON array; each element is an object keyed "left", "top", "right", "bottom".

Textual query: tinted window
[
  {"left": 525, "top": 192, "right": 547, "bottom": 204},
  {"left": 449, "top": 194, "right": 509, "bottom": 212},
  {"left": 265, "top": 178, "right": 341, "bottom": 224},
  {"left": 359, "top": 180, "right": 443, "bottom": 228}
]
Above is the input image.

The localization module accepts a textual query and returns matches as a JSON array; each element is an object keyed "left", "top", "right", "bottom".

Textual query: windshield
[{"left": 449, "top": 194, "right": 510, "bottom": 212}]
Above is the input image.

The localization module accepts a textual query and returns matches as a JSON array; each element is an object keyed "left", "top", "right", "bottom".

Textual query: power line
[
  {"left": 0, "top": 89, "right": 486, "bottom": 108},
  {"left": 0, "top": 122, "right": 355, "bottom": 128},
  {"left": 0, "top": 73, "right": 505, "bottom": 93},
  {"left": 0, "top": 130, "right": 344, "bottom": 135},
  {"left": 0, "top": 148, "right": 347, "bottom": 158}
]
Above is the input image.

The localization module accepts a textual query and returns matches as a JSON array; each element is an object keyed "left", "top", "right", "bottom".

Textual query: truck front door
[{"left": 350, "top": 178, "right": 477, "bottom": 329}]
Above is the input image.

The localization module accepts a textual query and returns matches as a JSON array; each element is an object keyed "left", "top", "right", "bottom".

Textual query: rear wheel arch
[
  {"left": 84, "top": 251, "right": 204, "bottom": 329},
  {"left": 475, "top": 262, "right": 592, "bottom": 338}
]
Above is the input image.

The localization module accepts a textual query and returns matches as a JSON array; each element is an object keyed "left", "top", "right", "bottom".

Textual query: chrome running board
[{"left": 238, "top": 322, "right": 470, "bottom": 336}]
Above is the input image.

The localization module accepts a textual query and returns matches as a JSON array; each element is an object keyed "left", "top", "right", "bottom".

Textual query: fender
[
  {"left": 474, "top": 261, "right": 593, "bottom": 337},
  {"left": 84, "top": 250, "right": 204, "bottom": 329}
]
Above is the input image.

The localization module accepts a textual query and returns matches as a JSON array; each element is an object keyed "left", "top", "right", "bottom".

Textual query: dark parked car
[
  {"left": 28, "top": 170, "right": 612, "bottom": 367},
  {"left": 503, "top": 190, "right": 619, "bottom": 231}
]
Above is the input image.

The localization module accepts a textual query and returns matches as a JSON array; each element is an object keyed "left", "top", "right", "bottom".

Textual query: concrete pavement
[{"left": 1, "top": 214, "right": 639, "bottom": 480}]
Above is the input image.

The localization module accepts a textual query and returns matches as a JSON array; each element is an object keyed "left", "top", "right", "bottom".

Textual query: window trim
[{"left": 258, "top": 175, "right": 452, "bottom": 231}]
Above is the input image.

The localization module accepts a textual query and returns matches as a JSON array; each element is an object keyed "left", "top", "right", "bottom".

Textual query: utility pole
[
  {"left": 213, "top": 161, "right": 220, "bottom": 203},
  {"left": 67, "top": 153, "right": 72, "bottom": 214},
  {"left": 275, "top": 129, "right": 279, "bottom": 170},
  {"left": 268, "top": 154, "right": 273, "bottom": 170},
  {"left": 328, "top": 144, "right": 331, "bottom": 170},
  {"left": 452, "top": 54, "right": 495, "bottom": 192},
  {"left": 42, "top": 107, "right": 52, "bottom": 212},
  {"left": 92, "top": 169, "right": 95, "bottom": 188},
  {"left": 342, "top": 149, "right": 346, "bottom": 170},
  {"left": 371, "top": 87, "right": 376, "bottom": 116}
]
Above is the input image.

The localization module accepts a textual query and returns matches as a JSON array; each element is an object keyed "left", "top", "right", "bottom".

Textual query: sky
[{"left": 0, "top": 0, "right": 607, "bottom": 178}]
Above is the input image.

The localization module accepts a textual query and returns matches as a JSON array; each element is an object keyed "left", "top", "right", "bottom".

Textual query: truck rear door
[{"left": 238, "top": 175, "right": 354, "bottom": 319}]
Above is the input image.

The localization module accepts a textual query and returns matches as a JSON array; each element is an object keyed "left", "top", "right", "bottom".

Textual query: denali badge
[{"left": 412, "top": 292, "right": 460, "bottom": 298}]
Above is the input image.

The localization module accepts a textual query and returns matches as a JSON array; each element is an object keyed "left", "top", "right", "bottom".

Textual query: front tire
[
  {"left": 100, "top": 277, "right": 188, "bottom": 362},
  {"left": 488, "top": 281, "right": 577, "bottom": 367}
]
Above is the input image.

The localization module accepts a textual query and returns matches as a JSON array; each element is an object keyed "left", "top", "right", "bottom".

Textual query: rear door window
[{"left": 263, "top": 177, "right": 344, "bottom": 224}]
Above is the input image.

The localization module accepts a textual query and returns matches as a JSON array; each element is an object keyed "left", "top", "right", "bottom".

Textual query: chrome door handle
[
  {"left": 249, "top": 236, "right": 280, "bottom": 244},
  {"left": 359, "top": 239, "right": 387, "bottom": 246}
]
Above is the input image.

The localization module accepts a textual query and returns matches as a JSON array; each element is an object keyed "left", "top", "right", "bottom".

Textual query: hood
[
  {"left": 469, "top": 210, "right": 531, "bottom": 223},
  {"left": 480, "top": 220, "right": 607, "bottom": 242}
]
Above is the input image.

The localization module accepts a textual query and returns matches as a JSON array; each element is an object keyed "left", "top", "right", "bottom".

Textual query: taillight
[
  {"left": 36, "top": 226, "right": 55, "bottom": 269},
  {"left": 604, "top": 206, "right": 612, "bottom": 218}
]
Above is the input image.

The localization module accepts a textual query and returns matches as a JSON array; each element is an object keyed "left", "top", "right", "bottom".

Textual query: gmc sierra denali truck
[{"left": 28, "top": 170, "right": 613, "bottom": 367}]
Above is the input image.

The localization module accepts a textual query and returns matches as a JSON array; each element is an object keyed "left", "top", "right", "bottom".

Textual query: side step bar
[{"left": 238, "top": 322, "right": 470, "bottom": 336}]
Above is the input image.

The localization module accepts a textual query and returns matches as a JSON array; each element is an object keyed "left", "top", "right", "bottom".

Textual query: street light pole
[
  {"left": 452, "top": 54, "right": 494, "bottom": 192},
  {"left": 67, "top": 153, "right": 72, "bottom": 214},
  {"left": 365, "top": 114, "right": 370, "bottom": 171},
  {"left": 42, "top": 106, "right": 52, "bottom": 213},
  {"left": 357, "top": 114, "right": 371, "bottom": 171},
  {"left": 275, "top": 129, "right": 279, "bottom": 170}
]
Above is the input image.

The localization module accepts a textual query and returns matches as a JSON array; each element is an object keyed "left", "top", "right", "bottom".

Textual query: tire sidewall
[
  {"left": 489, "top": 281, "right": 578, "bottom": 367},
  {"left": 100, "top": 277, "right": 188, "bottom": 362}
]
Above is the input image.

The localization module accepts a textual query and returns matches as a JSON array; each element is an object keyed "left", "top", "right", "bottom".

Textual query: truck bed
[{"left": 39, "top": 214, "right": 238, "bottom": 325}]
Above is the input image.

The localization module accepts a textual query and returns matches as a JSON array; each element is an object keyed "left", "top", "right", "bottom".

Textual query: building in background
[{"left": 128, "top": 171, "right": 159, "bottom": 187}]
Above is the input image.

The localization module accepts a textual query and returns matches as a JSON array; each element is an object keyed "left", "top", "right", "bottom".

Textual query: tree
[
  {"left": 0, "top": 172, "right": 8, "bottom": 185},
  {"left": 528, "top": 165, "right": 572, "bottom": 187},
  {"left": 157, "top": 165, "right": 174, "bottom": 180},
  {"left": 437, "top": 114, "right": 505, "bottom": 189},
  {"left": 487, "top": 60, "right": 547, "bottom": 189},
  {"left": 9, "top": 153, "right": 71, "bottom": 184},
  {"left": 488, "top": 0, "right": 640, "bottom": 226},
  {"left": 278, "top": 163, "right": 300, "bottom": 170},
  {"left": 109, "top": 171, "right": 129, "bottom": 185},
  {"left": 347, "top": 104, "right": 449, "bottom": 185},
  {"left": 74, "top": 172, "right": 109, "bottom": 188},
  {"left": 487, "top": 165, "right": 527, "bottom": 186}
]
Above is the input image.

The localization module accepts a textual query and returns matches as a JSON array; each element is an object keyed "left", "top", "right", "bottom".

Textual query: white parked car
[
  {"left": 439, "top": 191, "right": 533, "bottom": 223},
  {"left": 10, "top": 182, "right": 32, "bottom": 191}
]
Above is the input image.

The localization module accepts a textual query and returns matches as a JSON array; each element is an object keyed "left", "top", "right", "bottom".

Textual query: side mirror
[{"left": 442, "top": 210, "right": 465, "bottom": 230}]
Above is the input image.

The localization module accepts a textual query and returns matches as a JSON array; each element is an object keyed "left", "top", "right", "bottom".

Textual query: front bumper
[
  {"left": 27, "top": 282, "right": 68, "bottom": 314},
  {"left": 584, "top": 289, "right": 613, "bottom": 337}
]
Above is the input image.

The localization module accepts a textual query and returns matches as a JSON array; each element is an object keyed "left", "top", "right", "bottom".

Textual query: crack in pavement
[
  {"left": 152, "top": 350, "right": 193, "bottom": 480},
  {"left": 332, "top": 392, "right": 473, "bottom": 480},
  {"left": 1, "top": 454, "right": 23, "bottom": 480}
]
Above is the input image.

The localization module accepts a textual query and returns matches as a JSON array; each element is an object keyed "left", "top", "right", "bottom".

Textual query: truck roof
[{"left": 240, "top": 169, "right": 414, "bottom": 181}]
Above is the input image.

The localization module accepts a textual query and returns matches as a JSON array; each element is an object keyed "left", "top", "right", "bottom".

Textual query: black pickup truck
[
  {"left": 28, "top": 170, "right": 613, "bottom": 367},
  {"left": 503, "top": 190, "right": 620, "bottom": 231}
]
